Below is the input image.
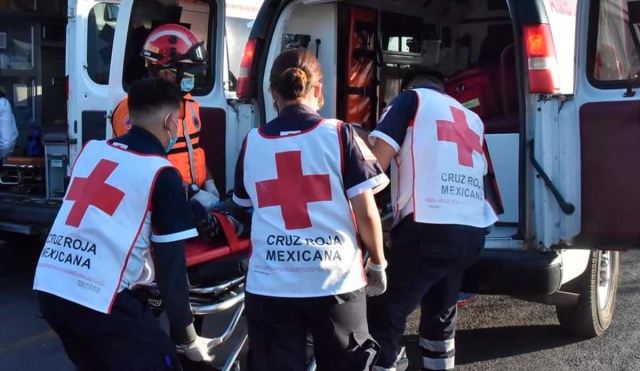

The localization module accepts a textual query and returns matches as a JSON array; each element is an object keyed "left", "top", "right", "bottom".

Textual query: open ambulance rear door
[
  {"left": 567, "top": 0, "right": 640, "bottom": 250},
  {"left": 108, "top": 0, "right": 233, "bottom": 194},
  {"left": 67, "top": 0, "right": 120, "bottom": 168}
]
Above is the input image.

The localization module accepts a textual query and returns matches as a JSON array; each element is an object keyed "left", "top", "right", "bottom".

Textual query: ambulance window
[
  {"left": 589, "top": 0, "right": 640, "bottom": 84},
  {"left": 225, "top": 16, "right": 254, "bottom": 92},
  {"left": 122, "top": 0, "right": 216, "bottom": 96},
  {"left": 381, "top": 12, "right": 424, "bottom": 54},
  {"left": 87, "top": 4, "right": 120, "bottom": 84}
]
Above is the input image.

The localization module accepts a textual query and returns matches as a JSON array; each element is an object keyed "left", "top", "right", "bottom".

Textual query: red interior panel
[
  {"left": 579, "top": 101, "right": 640, "bottom": 246},
  {"left": 199, "top": 107, "right": 227, "bottom": 195}
]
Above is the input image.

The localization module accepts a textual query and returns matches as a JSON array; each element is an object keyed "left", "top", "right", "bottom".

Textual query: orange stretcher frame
[{"left": 184, "top": 212, "right": 251, "bottom": 267}]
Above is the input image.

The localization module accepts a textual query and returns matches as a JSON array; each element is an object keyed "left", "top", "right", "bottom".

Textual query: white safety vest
[
  {"left": 243, "top": 119, "right": 366, "bottom": 298},
  {"left": 386, "top": 88, "right": 498, "bottom": 229},
  {"left": 33, "top": 140, "right": 173, "bottom": 314}
]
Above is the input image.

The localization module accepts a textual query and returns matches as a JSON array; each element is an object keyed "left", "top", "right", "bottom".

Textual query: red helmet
[{"left": 140, "top": 24, "right": 208, "bottom": 67}]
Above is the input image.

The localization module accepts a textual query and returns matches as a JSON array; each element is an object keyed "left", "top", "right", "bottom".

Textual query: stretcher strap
[
  {"left": 184, "top": 102, "right": 199, "bottom": 185},
  {"left": 346, "top": 87, "right": 376, "bottom": 97},
  {"left": 211, "top": 212, "right": 242, "bottom": 254},
  {"left": 345, "top": 7, "right": 379, "bottom": 130}
]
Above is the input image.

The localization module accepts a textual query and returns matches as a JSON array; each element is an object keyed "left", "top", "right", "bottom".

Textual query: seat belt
[{"left": 183, "top": 101, "right": 199, "bottom": 185}]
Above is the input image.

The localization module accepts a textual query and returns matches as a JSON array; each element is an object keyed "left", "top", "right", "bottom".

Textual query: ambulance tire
[{"left": 556, "top": 250, "right": 619, "bottom": 338}]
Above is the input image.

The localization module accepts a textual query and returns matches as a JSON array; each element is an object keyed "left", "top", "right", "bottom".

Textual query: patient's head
[
  {"left": 269, "top": 48, "right": 324, "bottom": 112},
  {"left": 401, "top": 68, "right": 446, "bottom": 91},
  {"left": 127, "top": 77, "right": 182, "bottom": 151}
]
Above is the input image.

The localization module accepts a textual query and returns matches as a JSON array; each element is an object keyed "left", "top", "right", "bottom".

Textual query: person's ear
[
  {"left": 313, "top": 84, "right": 322, "bottom": 99},
  {"left": 271, "top": 91, "right": 281, "bottom": 112},
  {"left": 271, "top": 90, "right": 280, "bottom": 103},
  {"left": 164, "top": 111, "right": 178, "bottom": 130}
]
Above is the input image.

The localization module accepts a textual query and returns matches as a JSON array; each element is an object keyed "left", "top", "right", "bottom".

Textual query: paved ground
[{"left": 1, "top": 237, "right": 639, "bottom": 371}]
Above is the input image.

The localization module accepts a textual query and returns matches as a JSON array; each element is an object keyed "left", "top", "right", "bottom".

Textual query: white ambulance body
[
  {"left": 0, "top": 0, "right": 261, "bottom": 235},
  {"left": 229, "top": 0, "right": 640, "bottom": 337},
  {"left": 0, "top": 0, "right": 636, "bottom": 340}
]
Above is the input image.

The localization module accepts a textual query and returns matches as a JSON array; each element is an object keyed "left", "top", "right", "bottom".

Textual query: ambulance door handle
[{"left": 528, "top": 140, "right": 575, "bottom": 215}]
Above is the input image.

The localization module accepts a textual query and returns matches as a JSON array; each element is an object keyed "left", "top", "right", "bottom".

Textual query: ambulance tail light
[
  {"left": 237, "top": 38, "right": 257, "bottom": 99},
  {"left": 523, "top": 24, "right": 560, "bottom": 94},
  {"left": 65, "top": 75, "right": 69, "bottom": 100}
]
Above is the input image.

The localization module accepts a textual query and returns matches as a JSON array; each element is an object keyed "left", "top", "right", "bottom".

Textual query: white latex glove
[
  {"left": 365, "top": 260, "right": 388, "bottom": 297},
  {"left": 203, "top": 179, "right": 221, "bottom": 201},
  {"left": 176, "top": 336, "right": 222, "bottom": 363},
  {"left": 191, "top": 189, "right": 219, "bottom": 210}
]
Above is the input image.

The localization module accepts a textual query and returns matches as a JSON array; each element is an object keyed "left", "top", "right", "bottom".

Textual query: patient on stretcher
[
  {"left": 183, "top": 197, "right": 252, "bottom": 286},
  {"left": 189, "top": 196, "right": 252, "bottom": 244}
]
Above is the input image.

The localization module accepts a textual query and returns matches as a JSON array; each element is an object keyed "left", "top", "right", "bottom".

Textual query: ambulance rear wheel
[{"left": 556, "top": 250, "right": 619, "bottom": 338}]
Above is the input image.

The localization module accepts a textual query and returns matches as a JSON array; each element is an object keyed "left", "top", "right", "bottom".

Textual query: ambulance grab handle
[
  {"left": 528, "top": 140, "right": 575, "bottom": 215},
  {"left": 623, "top": 73, "right": 640, "bottom": 98}
]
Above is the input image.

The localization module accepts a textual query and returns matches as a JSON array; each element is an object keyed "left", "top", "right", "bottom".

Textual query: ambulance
[
  {"left": 0, "top": 0, "right": 261, "bottom": 232},
  {"left": 231, "top": 0, "right": 640, "bottom": 339},
  {"left": 0, "top": 0, "right": 636, "bottom": 341}
]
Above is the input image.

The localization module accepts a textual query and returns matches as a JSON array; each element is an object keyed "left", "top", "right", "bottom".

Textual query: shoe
[{"left": 457, "top": 292, "right": 475, "bottom": 308}]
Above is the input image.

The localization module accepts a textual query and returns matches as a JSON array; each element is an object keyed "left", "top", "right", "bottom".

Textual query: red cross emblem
[
  {"left": 65, "top": 159, "right": 126, "bottom": 228},
  {"left": 436, "top": 106, "right": 484, "bottom": 167},
  {"left": 256, "top": 151, "right": 332, "bottom": 230}
]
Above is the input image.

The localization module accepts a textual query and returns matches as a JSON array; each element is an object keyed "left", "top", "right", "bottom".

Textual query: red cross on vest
[
  {"left": 256, "top": 151, "right": 332, "bottom": 230},
  {"left": 436, "top": 106, "right": 484, "bottom": 167},
  {"left": 65, "top": 159, "right": 126, "bottom": 228}
]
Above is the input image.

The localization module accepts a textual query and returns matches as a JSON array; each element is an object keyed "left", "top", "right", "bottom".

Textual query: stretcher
[
  {"left": 137, "top": 213, "right": 251, "bottom": 371},
  {"left": 0, "top": 156, "right": 45, "bottom": 187},
  {"left": 137, "top": 206, "right": 402, "bottom": 371}
]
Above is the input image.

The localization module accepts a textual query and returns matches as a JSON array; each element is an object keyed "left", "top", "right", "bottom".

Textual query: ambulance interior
[
  {"left": 268, "top": 0, "right": 523, "bottom": 248},
  {"left": 0, "top": 2, "right": 68, "bottom": 203}
]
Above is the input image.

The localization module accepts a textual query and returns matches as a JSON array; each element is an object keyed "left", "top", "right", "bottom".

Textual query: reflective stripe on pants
[{"left": 367, "top": 219, "right": 485, "bottom": 370}]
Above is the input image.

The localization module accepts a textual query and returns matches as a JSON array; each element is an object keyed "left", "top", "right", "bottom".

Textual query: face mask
[
  {"left": 180, "top": 74, "right": 195, "bottom": 93},
  {"left": 165, "top": 115, "right": 179, "bottom": 153}
]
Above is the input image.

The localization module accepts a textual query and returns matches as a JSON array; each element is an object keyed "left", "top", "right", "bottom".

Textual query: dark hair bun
[
  {"left": 269, "top": 49, "right": 323, "bottom": 102},
  {"left": 277, "top": 67, "right": 309, "bottom": 100}
]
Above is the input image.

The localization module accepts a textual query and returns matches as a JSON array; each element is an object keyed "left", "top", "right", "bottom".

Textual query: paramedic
[
  {"left": 33, "top": 78, "right": 218, "bottom": 371},
  {"left": 367, "top": 69, "right": 498, "bottom": 371},
  {"left": 111, "top": 23, "right": 220, "bottom": 209},
  {"left": 0, "top": 90, "right": 18, "bottom": 164},
  {"left": 233, "top": 48, "right": 389, "bottom": 371}
]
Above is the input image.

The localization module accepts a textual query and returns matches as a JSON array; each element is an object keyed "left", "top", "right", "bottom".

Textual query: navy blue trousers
[
  {"left": 367, "top": 218, "right": 486, "bottom": 370},
  {"left": 246, "top": 288, "right": 380, "bottom": 371},
  {"left": 38, "top": 290, "right": 181, "bottom": 371}
]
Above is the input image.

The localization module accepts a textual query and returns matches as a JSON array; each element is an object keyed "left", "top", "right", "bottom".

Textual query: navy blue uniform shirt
[
  {"left": 233, "top": 103, "right": 386, "bottom": 205},
  {"left": 373, "top": 83, "right": 444, "bottom": 151},
  {"left": 110, "top": 126, "right": 196, "bottom": 331}
]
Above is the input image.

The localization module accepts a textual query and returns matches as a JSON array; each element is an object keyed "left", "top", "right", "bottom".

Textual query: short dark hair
[
  {"left": 127, "top": 77, "right": 182, "bottom": 122},
  {"left": 401, "top": 68, "right": 445, "bottom": 91}
]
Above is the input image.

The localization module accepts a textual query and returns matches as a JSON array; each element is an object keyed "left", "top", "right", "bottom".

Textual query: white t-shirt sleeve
[{"left": 0, "top": 98, "right": 18, "bottom": 159}]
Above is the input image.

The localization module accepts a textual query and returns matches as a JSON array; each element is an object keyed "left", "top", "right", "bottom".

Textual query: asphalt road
[{"left": 1, "top": 237, "right": 639, "bottom": 371}]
